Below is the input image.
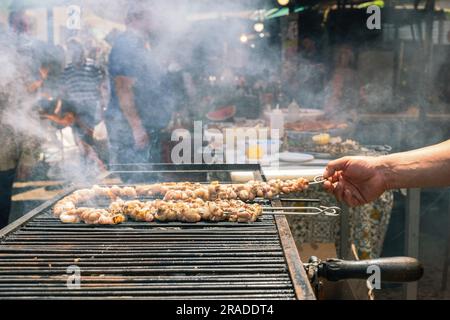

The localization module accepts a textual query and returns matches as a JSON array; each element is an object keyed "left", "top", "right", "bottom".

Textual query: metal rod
[
  {"left": 404, "top": 188, "right": 421, "bottom": 300},
  {"left": 265, "top": 212, "right": 335, "bottom": 216},
  {"left": 277, "top": 198, "right": 320, "bottom": 202},
  {"left": 262, "top": 205, "right": 341, "bottom": 216},
  {"left": 265, "top": 206, "right": 339, "bottom": 211},
  {"left": 308, "top": 175, "right": 326, "bottom": 185}
]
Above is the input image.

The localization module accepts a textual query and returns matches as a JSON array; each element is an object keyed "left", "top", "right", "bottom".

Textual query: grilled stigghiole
[
  {"left": 59, "top": 207, "right": 126, "bottom": 225},
  {"left": 52, "top": 178, "right": 307, "bottom": 224},
  {"left": 58, "top": 199, "right": 262, "bottom": 224},
  {"left": 150, "top": 178, "right": 308, "bottom": 201},
  {"left": 111, "top": 199, "right": 263, "bottom": 223},
  {"left": 53, "top": 177, "right": 308, "bottom": 217}
]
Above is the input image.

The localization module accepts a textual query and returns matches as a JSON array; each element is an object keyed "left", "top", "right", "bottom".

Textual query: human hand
[
  {"left": 132, "top": 125, "right": 150, "bottom": 150},
  {"left": 39, "top": 67, "right": 49, "bottom": 80},
  {"left": 27, "top": 79, "right": 44, "bottom": 93},
  {"left": 322, "top": 156, "right": 388, "bottom": 207},
  {"left": 16, "top": 165, "right": 32, "bottom": 180}
]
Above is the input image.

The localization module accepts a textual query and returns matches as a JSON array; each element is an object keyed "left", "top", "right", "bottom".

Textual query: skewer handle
[
  {"left": 263, "top": 205, "right": 341, "bottom": 217},
  {"left": 313, "top": 257, "right": 423, "bottom": 282},
  {"left": 308, "top": 175, "right": 327, "bottom": 185}
]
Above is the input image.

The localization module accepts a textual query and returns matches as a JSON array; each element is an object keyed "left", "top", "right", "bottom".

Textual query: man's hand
[
  {"left": 132, "top": 125, "right": 150, "bottom": 150},
  {"left": 16, "top": 165, "right": 32, "bottom": 180},
  {"left": 322, "top": 156, "right": 388, "bottom": 207},
  {"left": 27, "top": 79, "right": 44, "bottom": 93},
  {"left": 39, "top": 67, "right": 49, "bottom": 80}
]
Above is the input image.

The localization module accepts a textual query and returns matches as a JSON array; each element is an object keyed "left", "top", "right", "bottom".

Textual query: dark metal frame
[
  {"left": 404, "top": 188, "right": 421, "bottom": 300},
  {"left": 273, "top": 198, "right": 315, "bottom": 300},
  {"left": 0, "top": 187, "right": 75, "bottom": 240}
]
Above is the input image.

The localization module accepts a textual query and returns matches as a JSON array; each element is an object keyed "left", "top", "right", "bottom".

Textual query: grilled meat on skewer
[
  {"left": 53, "top": 178, "right": 308, "bottom": 219},
  {"left": 55, "top": 199, "right": 262, "bottom": 224},
  {"left": 52, "top": 178, "right": 307, "bottom": 224},
  {"left": 59, "top": 207, "right": 126, "bottom": 224}
]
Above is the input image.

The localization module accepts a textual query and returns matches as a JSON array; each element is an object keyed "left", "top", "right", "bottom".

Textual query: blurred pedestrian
[
  {"left": 0, "top": 26, "right": 40, "bottom": 228},
  {"left": 323, "top": 45, "right": 360, "bottom": 120},
  {"left": 105, "top": 4, "right": 174, "bottom": 164}
]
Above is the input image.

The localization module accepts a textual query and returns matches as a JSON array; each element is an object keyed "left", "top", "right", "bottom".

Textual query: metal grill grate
[
  {"left": 0, "top": 164, "right": 315, "bottom": 300},
  {"left": 0, "top": 202, "right": 312, "bottom": 299}
]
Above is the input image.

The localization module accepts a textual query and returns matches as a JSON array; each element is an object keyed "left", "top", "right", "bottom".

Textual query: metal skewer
[
  {"left": 262, "top": 205, "right": 341, "bottom": 217},
  {"left": 308, "top": 175, "right": 327, "bottom": 185},
  {"left": 277, "top": 198, "right": 320, "bottom": 202}
]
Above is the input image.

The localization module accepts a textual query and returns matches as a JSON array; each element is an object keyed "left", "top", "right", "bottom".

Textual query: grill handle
[{"left": 317, "top": 257, "right": 423, "bottom": 283}]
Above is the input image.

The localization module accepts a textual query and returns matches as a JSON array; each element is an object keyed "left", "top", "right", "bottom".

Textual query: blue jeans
[{"left": 105, "top": 119, "right": 162, "bottom": 165}]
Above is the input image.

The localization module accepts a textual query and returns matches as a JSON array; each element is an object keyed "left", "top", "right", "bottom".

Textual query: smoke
[
  {"left": 0, "top": 28, "right": 47, "bottom": 142},
  {"left": 0, "top": 0, "right": 278, "bottom": 183},
  {"left": 1, "top": 0, "right": 449, "bottom": 185}
]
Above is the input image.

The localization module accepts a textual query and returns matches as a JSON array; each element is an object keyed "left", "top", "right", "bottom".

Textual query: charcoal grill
[
  {"left": 0, "top": 164, "right": 423, "bottom": 299},
  {"left": 0, "top": 164, "right": 316, "bottom": 300}
]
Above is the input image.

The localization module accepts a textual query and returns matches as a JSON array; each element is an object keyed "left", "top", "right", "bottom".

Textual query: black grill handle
[{"left": 317, "top": 257, "right": 423, "bottom": 282}]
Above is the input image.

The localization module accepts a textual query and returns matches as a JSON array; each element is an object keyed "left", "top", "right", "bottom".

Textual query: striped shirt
[{"left": 61, "top": 61, "right": 104, "bottom": 105}]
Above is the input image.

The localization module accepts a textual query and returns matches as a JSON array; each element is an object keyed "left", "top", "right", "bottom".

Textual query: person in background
[
  {"left": 323, "top": 140, "right": 450, "bottom": 207},
  {"left": 435, "top": 31, "right": 450, "bottom": 111},
  {"left": 296, "top": 37, "right": 326, "bottom": 108},
  {"left": 280, "top": 60, "right": 300, "bottom": 106},
  {"left": 0, "top": 115, "right": 40, "bottom": 229},
  {"left": 106, "top": 4, "right": 173, "bottom": 164},
  {"left": 235, "top": 74, "right": 251, "bottom": 96},
  {"left": 323, "top": 45, "right": 360, "bottom": 120},
  {"left": 8, "top": 9, "right": 63, "bottom": 99},
  {"left": 28, "top": 46, "right": 65, "bottom": 100},
  {"left": 41, "top": 39, "right": 106, "bottom": 171},
  {"left": 8, "top": 9, "right": 39, "bottom": 75},
  {"left": 0, "top": 28, "right": 40, "bottom": 229}
]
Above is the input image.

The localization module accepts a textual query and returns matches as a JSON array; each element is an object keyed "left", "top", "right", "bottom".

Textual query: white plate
[
  {"left": 279, "top": 152, "right": 314, "bottom": 163},
  {"left": 264, "top": 108, "right": 324, "bottom": 123}
]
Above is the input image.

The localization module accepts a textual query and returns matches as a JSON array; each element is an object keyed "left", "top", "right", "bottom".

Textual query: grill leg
[
  {"left": 339, "top": 205, "right": 350, "bottom": 259},
  {"left": 403, "top": 188, "right": 421, "bottom": 300}
]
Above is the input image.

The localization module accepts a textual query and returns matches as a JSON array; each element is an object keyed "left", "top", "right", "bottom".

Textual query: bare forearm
[
  {"left": 44, "top": 113, "right": 74, "bottom": 127},
  {"left": 377, "top": 140, "right": 450, "bottom": 189},
  {"left": 115, "top": 76, "right": 143, "bottom": 129}
]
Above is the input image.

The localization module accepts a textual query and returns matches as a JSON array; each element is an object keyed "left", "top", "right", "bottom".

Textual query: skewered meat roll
[
  {"left": 161, "top": 178, "right": 307, "bottom": 201},
  {"left": 56, "top": 199, "right": 262, "bottom": 224},
  {"left": 53, "top": 179, "right": 307, "bottom": 218},
  {"left": 84, "top": 178, "right": 305, "bottom": 201},
  {"left": 59, "top": 207, "right": 125, "bottom": 224},
  {"left": 109, "top": 199, "right": 262, "bottom": 223},
  {"left": 53, "top": 178, "right": 307, "bottom": 224}
]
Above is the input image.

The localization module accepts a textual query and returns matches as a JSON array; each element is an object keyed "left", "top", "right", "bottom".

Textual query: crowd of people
[
  {"left": 1, "top": 7, "right": 181, "bottom": 169},
  {"left": 0, "top": 7, "right": 178, "bottom": 227}
]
